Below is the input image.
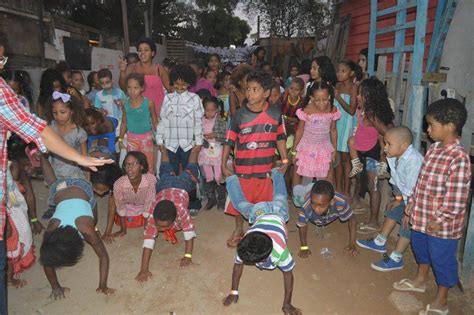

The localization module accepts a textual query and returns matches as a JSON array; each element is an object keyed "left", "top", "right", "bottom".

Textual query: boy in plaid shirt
[{"left": 393, "top": 99, "right": 471, "bottom": 315}]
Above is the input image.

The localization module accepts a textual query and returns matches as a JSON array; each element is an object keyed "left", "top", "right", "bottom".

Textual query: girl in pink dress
[{"left": 291, "top": 81, "right": 340, "bottom": 185}]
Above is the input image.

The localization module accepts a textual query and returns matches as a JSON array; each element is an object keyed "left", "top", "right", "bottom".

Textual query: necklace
[{"left": 288, "top": 95, "right": 300, "bottom": 106}]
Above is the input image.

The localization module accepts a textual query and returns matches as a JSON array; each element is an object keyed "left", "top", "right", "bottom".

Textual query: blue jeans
[
  {"left": 48, "top": 178, "right": 96, "bottom": 209},
  {"left": 226, "top": 168, "right": 289, "bottom": 224},
  {"left": 384, "top": 200, "right": 411, "bottom": 239},
  {"left": 156, "top": 161, "right": 199, "bottom": 193},
  {"left": 0, "top": 240, "right": 6, "bottom": 314},
  {"left": 167, "top": 148, "right": 192, "bottom": 175}
]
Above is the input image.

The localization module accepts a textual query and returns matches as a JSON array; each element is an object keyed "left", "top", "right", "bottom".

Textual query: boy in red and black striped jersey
[{"left": 221, "top": 70, "right": 289, "bottom": 247}]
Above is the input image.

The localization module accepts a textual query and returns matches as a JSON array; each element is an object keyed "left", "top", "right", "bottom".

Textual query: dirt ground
[{"left": 8, "top": 180, "right": 474, "bottom": 315}]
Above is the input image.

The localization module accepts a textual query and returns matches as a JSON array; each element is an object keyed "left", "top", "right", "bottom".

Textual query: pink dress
[
  {"left": 295, "top": 108, "right": 341, "bottom": 178},
  {"left": 143, "top": 75, "right": 165, "bottom": 117},
  {"left": 198, "top": 115, "right": 222, "bottom": 182}
]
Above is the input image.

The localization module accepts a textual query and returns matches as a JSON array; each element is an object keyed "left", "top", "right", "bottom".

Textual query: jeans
[
  {"left": 226, "top": 168, "right": 289, "bottom": 224},
  {"left": 0, "top": 240, "right": 6, "bottom": 314},
  {"left": 167, "top": 148, "right": 191, "bottom": 175},
  {"left": 48, "top": 178, "right": 96, "bottom": 209},
  {"left": 384, "top": 200, "right": 411, "bottom": 239},
  {"left": 156, "top": 161, "right": 199, "bottom": 194}
]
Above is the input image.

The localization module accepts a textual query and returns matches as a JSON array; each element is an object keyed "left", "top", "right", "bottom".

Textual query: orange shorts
[
  {"left": 225, "top": 176, "right": 273, "bottom": 216},
  {"left": 114, "top": 214, "right": 144, "bottom": 228}
]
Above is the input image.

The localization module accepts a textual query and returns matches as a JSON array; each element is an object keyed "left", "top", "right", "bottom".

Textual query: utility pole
[{"left": 121, "top": 0, "right": 130, "bottom": 54}]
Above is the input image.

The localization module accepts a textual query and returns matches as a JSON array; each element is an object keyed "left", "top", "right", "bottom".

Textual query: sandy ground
[{"left": 7, "top": 180, "right": 474, "bottom": 315}]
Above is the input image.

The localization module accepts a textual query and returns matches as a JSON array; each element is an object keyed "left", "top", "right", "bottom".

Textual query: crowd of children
[{"left": 1, "top": 39, "right": 471, "bottom": 315}]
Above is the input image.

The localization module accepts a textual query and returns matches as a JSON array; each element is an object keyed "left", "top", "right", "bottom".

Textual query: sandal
[
  {"left": 357, "top": 223, "right": 381, "bottom": 234},
  {"left": 419, "top": 304, "right": 448, "bottom": 315},
  {"left": 393, "top": 279, "right": 427, "bottom": 293}
]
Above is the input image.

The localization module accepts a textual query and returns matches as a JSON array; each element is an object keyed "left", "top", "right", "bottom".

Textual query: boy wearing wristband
[
  {"left": 356, "top": 126, "right": 423, "bottom": 271},
  {"left": 295, "top": 180, "right": 357, "bottom": 257},
  {"left": 223, "top": 168, "right": 301, "bottom": 315},
  {"left": 135, "top": 147, "right": 199, "bottom": 282}
]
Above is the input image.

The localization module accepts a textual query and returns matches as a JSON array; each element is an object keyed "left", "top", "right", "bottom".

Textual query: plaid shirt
[
  {"left": 410, "top": 139, "right": 471, "bottom": 239},
  {"left": 0, "top": 78, "right": 47, "bottom": 240},
  {"left": 113, "top": 173, "right": 157, "bottom": 217},
  {"left": 156, "top": 91, "right": 203, "bottom": 153},
  {"left": 142, "top": 188, "right": 196, "bottom": 249}
]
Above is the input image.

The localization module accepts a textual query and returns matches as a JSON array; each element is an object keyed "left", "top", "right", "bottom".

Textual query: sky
[{"left": 234, "top": 2, "right": 259, "bottom": 45}]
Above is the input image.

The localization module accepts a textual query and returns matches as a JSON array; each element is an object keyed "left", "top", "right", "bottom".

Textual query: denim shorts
[
  {"left": 384, "top": 200, "right": 411, "bottom": 239},
  {"left": 366, "top": 157, "right": 378, "bottom": 172},
  {"left": 156, "top": 162, "right": 199, "bottom": 193},
  {"left": 48, "top": 178, "right": 96, "bottom": 209}
]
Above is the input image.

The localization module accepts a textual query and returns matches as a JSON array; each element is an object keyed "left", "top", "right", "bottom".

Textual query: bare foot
[
  {"left": 8, "top": 278, "right": 26, "bottom": 288},
  {"left": 226, "top": 229, "right": 244, "bottom": 248}
]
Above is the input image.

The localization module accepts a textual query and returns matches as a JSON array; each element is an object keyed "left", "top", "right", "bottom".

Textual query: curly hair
[
  {"left": 169, "top": 64, "right": 197, "bottom": 86},
  {"left": 311, "top": 56, "right": 337, "bottom": 86},
  {"left": 360, "top": 77, "right": 394, "bottom": 126},
  {"left": 426, "top": 98, "right": 467, "bottom": 135},
  {"left": 231, "top": 63, "right": 252, "bottom": 88},
  {"left": 246, "top": 69, "right": 273, "bottom": 91},
  {"left": 44, "top": 92, "right": 85, "bottom": 126},
  {"left": 40, "top": 226, "right": 84, "bottom": 268}
]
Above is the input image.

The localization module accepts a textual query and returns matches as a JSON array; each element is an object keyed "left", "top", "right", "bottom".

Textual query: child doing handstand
[
  {"left": 39, "top": 155, "right": 115, "bottom": 299},
  {"left": 223, "top": 168, "right": 301, "bottom": 315}
]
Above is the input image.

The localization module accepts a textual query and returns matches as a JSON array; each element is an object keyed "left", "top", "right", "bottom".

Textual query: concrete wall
[{"left": 440, "top": 1, "right": 474, "bottom": 98}]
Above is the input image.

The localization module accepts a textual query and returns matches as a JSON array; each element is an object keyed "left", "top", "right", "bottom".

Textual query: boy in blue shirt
[
  {"left": 94, "top": 68, "right": 126, "bottom": 123},
  {"left": 357, "top": 126, "right": 423, "bottom": 271},
  {"left": 294, "top": 180, "right": 358, "bottom": 257}
]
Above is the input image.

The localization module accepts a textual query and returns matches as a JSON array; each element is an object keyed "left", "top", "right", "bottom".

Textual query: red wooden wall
[{"left": 340, "top": 0, "right": 438, "bottom": 71}]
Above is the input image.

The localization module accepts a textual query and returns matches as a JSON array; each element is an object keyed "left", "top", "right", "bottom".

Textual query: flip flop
[
  {"left": 357, "top": 224, "right": 381, "bottom": 234},
  {"left": 393, "top": 279, "right": 426, "bottom": 293},
  {"left": 419, "top": 304, "right": 449, "bottom": 315}
]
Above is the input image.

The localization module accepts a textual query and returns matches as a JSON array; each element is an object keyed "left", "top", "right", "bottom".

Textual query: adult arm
[{"left": 222, "top": 263, "right": 244, "bottom": 306}]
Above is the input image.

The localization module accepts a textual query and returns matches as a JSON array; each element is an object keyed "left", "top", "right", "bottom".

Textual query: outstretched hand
[
  {"left": 76, "top": 156, "right": 114, "bottom": 172},
  {"left": 179, "top": 257, "right": 192, "bottom": 268},
  {"left": 344, "top": 244, "right": 360, "bottom": 257},
  {"left": 298, "top": 249, "right": 311, "bottom": 258},
  {"left": 223, "top": 294, "right": 239, "bottom": 306}
]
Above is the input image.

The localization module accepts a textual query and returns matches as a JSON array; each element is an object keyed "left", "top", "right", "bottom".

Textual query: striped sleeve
[
  {"left": 296, "top": 202, "right": 311, "bottom": 227},
  {"left": 336, "top": 197, "right": 353, "bottom": 222},
  {"left": 225, "top": 113, "right": 240, "bottom": 148},
  {"left": 276, "top": 248, "right": 295, "bottom": 272}
]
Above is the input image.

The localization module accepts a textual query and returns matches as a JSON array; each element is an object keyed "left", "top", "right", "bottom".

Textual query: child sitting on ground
[
  {"left": 393, "top": 99, "right": 471, "bottom": 315},
  {"left": 39, "top": 155, "right": 115, "bottom": 299},
  {"left": 135, "top": 147, "right": 199, "bottom": 282},
  {"left": 223, "top": 168, "right": 301, "bottom": 315},
  {"left": 294, "top": 180, "right": 358, "bottom": 257},
  {"left": 221, "top": 70, "right": 288, "bottom": 248},
  {"left": 357, "top": 126, "right": 423, "bottom": 271}
]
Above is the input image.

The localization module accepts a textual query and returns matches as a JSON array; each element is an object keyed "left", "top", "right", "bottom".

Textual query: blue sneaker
[
  {"left": 371, "top": 255, "right": 404, "bottom": 272},
  {"left": 356, "top": 238, "right": 386, "bottom": 253}
]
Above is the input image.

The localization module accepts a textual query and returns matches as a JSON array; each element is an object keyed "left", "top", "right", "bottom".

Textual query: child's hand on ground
[
  {"left": 96, "top": 287, "right": 116, "bottom": 295},
  {"left": 282, "top": 303, "right": 302, "bottom": 315},
  {"left": 222, "top": 294, "right": 239, "bottom": 306},
  {"left": 101, "top": 233, "right": 115, "bottom": 244},
  {"left": 344, "top": 244, "right": 360, "bottom": 256},
  {"left": 31, "top": 221, "right": 45, "bottom": 235},
  {"left": 298, "top": 249, "right": 311, "bottom": 258},
  {"left": 50, "top": 286, "right": 70, "bottom": 300},
  {"left": 179, "top": 257, "right": 192, "bottom": 267},
  {"left": 426, "top": 221, "right": 441, "bottom": 233},
  {"left": 135, "top": 270, "right": 152, "bottom": 282},
  {"left": 112, "top": 229, "right": 127, "bottom": 238}
]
